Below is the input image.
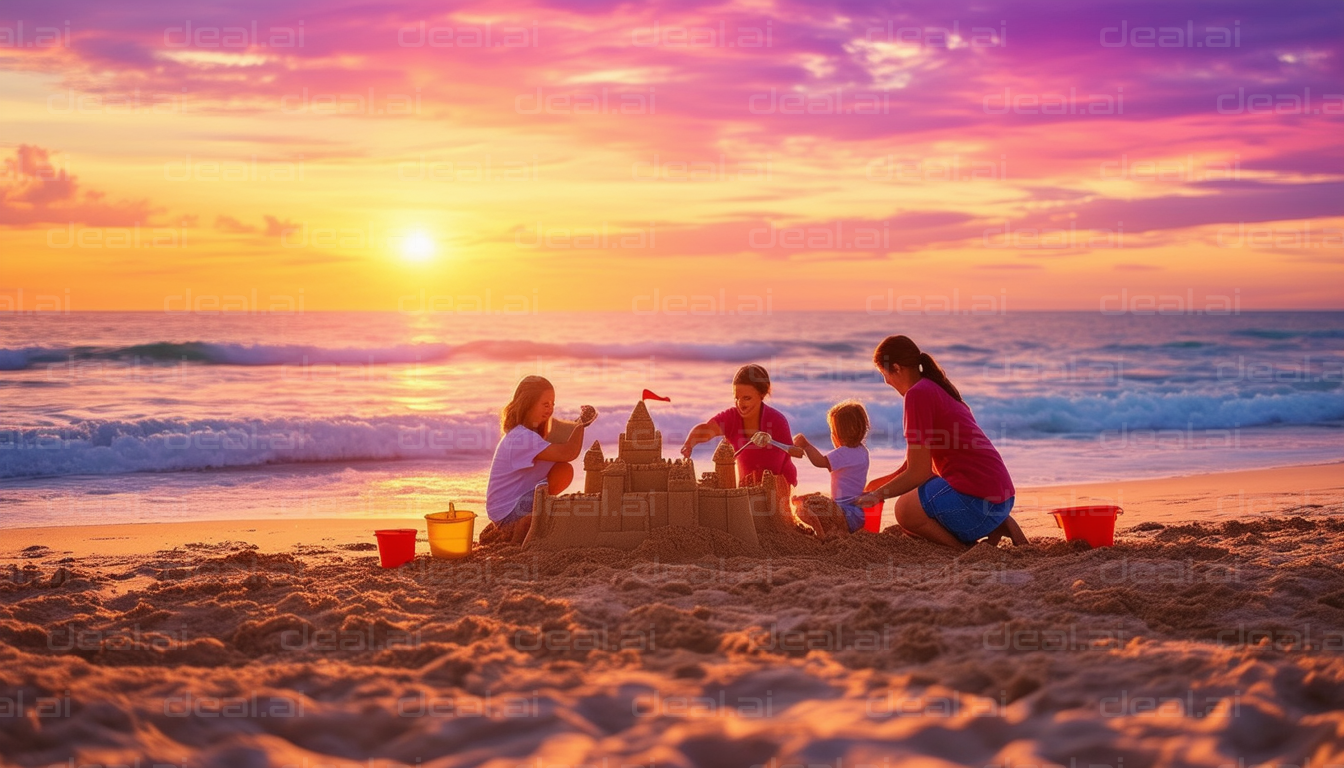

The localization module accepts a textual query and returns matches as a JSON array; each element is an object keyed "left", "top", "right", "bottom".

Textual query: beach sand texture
[{"left": 2, "top": 464, "right": 1343, "bottom": 767}]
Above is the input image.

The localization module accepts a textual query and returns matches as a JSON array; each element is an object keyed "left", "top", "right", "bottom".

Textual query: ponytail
[
  {"left": 873, "top": 335, "right": 965, "bottom": 404},
  {"left": 918, "top": 351, "right": 963, "bottom": 404}
]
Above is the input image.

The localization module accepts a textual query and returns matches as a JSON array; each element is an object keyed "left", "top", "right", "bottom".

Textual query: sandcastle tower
[
  {"left": 712, "top": 440, "right": 736, "bottom": 489},
  {"left": 619, "top": 400, "right": 661, "bottom": 464},
  {"left": 583, "top": 441, "right": 605, "bottom": 494}
]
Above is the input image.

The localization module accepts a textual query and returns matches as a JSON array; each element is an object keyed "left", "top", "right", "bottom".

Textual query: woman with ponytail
[{"left": 855, "top": 336, "right": 1027, "bottom": 549}]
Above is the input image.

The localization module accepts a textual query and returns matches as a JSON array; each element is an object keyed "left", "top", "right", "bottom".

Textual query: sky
[{"left": 0, "top": 0, "right": 1341, "bottom": 311}]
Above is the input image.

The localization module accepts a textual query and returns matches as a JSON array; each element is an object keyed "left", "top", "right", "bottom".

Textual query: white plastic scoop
[{"left": 734, "top": 430, "right": 792, "bottom": 455}]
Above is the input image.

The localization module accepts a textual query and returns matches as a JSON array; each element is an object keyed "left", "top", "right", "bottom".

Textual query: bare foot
[
  {"left": 985, "top": 517, "right": 1028, "bottom": 547},
  {"left": 508, "top": 516, "right": 532, "bottom": 545}
]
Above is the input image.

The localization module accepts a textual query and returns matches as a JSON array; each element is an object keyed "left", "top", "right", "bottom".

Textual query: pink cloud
[
  {"left": 263, "top": 215, "right": 298, "bottom": 237},
  {"left": 214, "top": 215, "right": 258, "bottom": 233},
  {"left": 212, "top": 214, "right": 303, "bottom": 239},
  {"left": 1015, "top": 180, "right": 1344, "bottom": 234},
  {"left": 491, "top": 209, "right": 985, "bottom": 259},
  {"left": 0, "top": 145, "right": 157, "bottom": 226},
  {"left": 2, "top": 0, "right": 1333, "bottom": 157}
]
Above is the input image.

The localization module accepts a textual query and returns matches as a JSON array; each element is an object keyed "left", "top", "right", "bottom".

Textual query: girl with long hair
[{"left": 485, "top": 375, "right": 595, "bottom": 544}]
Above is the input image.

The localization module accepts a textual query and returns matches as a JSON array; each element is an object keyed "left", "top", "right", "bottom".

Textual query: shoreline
[
  {"left": 4, "top": 460, "right": 1340, "bottom": 558},
  {"left": 1010, "top": 459, "right": 1344, "bottom": 533},
  {"left": 1016, "top": 458, "right": 1344, "bottom": 491}
]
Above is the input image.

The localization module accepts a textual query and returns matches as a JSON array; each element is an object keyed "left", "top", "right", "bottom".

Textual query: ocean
[{"left": 2, "top": 311, "right": 1341, "bottom": 528}]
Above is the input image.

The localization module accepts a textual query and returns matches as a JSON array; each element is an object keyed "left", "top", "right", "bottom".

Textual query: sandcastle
[{"left": 522, "top": 401, "right": 784, "bottom": 550}]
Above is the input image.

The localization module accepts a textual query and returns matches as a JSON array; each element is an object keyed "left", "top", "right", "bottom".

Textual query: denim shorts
[
  {"left": 837, "top": 499, "right": 866, "bottom": 534},
  {"left": 496, "top": 492, "right": 534, "bottom": 527},
  {"left": 916, "top": 476, "right": 1014, "bottom": 544}
]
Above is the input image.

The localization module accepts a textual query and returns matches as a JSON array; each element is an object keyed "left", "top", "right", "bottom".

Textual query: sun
[{"left": 401, "top": 231, "right": 436, "bottom": 263}]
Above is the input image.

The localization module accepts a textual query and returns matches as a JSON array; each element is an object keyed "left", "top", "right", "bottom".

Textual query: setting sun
[{"left": 400, "top": 231, "right": 436, "bottom": 264}]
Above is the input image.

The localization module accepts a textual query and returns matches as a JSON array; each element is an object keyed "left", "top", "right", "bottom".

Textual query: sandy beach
[{"left": 3, "top": 462, "right": 1343, "bottom": 767}]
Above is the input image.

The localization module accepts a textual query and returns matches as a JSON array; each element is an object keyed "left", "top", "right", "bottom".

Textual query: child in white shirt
[{"left": 485, "top": 376, "right": 596, "bottom": 544}]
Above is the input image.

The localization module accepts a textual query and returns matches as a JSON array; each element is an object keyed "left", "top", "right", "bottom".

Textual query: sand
[{"left": 2, "top": 462, "right": 1343, "bottom": 767}]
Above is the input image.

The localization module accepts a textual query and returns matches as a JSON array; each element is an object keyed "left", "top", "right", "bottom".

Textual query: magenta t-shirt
[
  {"left": 903, "top": 378, "right": 1014, "bottom": 503},
  {"left": 709, "top": 402, "right": 798, "bottom": 486}
]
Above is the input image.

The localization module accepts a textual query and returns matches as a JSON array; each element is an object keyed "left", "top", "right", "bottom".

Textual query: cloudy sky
[{"left": 1, "top": 0, "right": 1341, "bottom": 310}]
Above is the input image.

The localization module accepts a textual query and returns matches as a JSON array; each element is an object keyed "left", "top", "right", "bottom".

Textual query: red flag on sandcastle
[{"left": 641, "top": 389, "right": 671, "bottom": 402}]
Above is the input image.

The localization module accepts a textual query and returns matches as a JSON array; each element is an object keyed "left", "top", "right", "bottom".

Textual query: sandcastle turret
[
  {"left": 600, "top": 458, "right": 627, "bottom": 532},
  {"left": 667, "top": 459, "right": 697, "bottom": 527},
  {"left": 583, "top": 440, "right": 605, "bottom": 494},
  {"left": 619, "top": 401, "right": 662, "bottom": 465},
  {"left": 668, "top": 459, "right": 695, "bottom": 490},
  {"left": 712, "top": 440, "right": 736, "bottom": 489}
]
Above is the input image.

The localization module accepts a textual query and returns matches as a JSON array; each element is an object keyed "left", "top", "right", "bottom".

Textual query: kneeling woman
[
  {"left": 485, "top": 375, "right": 592, "bottom": 544},
  {"left": 855, "top": 336, "right": 1027, "bottom": 549}
]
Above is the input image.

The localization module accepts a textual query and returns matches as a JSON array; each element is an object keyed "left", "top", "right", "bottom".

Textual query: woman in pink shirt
[
  {"left": 680, "top": 364, "right": 801, "bottom": 487},
  {"left": 855, "top": 336, "right": 1028, "bottom": 550}
]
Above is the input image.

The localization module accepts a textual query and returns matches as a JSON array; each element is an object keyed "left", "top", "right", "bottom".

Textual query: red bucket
[
  {"left": 374, "top": 528, "right": 418, "bottom": 568},
  {"left": 1050, "top": 506, "right": 1123, "bottom": 547},
  {"left": 862, "top": 471, "right": 899, "bottom": 533},
  {"left": 863, "top": 501, "right": 883, "bottom": 533}
]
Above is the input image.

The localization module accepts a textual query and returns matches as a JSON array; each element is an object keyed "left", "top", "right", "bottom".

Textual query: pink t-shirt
[
  {"left": 710, "top": 402, "right": 798, "bottom": 486},
  {"left": 902, "top": 378, "right": 1014, "bottom": 503}
]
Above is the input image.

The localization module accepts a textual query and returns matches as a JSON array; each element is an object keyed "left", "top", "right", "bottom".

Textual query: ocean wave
[
  {"left": 0, "top": 415, "right": 499, "bottom": 479},
  {"left": 5, "top": 331, "right": 1340, "bottom": 372},
  {"left": 5, "top": 388, "right": 1341, "bottom": 479},
  {"left": 0, "top": 339, "right": 797, "bottom": 370},
  {"left": 783, "top": 390, "right": 1344, "bottom": 440},
  {"left": 1231, "top": 328, "right": 1344, "bottom": 341}
]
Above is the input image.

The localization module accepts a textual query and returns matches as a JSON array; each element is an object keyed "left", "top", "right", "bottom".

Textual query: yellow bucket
[{"left": 425, "top": 503, "right": 477, "bottom": 559}]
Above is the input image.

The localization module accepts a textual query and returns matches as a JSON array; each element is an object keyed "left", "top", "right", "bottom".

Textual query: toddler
[{"left": 792, "top": 400, "right": 871, "bottom": 537}]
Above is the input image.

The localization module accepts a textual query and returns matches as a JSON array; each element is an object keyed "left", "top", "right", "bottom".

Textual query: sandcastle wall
[
  {"left": 602, "top": 490, "right": 657, "bottom": 532},
  {"left": 627, "top": 462, "right": 670, "bottom": 493},
  {"left": 528, "top": 476, "right": 771, "bottom": 551},
  {"left": 668, "top": 486, "right": 696, "bottom": 528}
]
